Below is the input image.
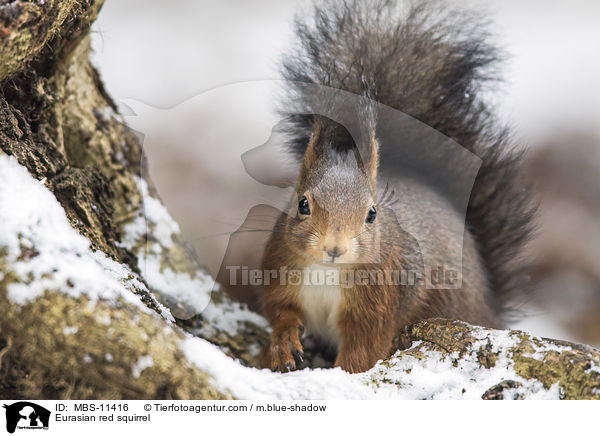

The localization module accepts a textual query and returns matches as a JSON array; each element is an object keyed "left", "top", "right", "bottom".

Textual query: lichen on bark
[
  {"left": 387, "top": 319, "right": 600, "bottom": 399},
  {"left": 0, "top": 0, "right": 262, "bottom": 399},
  {"left": 0, "top": 287, "right": 227, "bottom": 399}
]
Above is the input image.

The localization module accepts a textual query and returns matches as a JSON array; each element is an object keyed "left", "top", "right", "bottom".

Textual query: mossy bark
[
  {"left": 0, "top": 0, "right": 259, "bottom": 399},
  {"left": 0, "top": 0, "right": 103, "bottom": 82},
  {"left": 390, "top": 319, "right": 600, "bottom": 399},
  {"left": 0, "top": 286, "right": 227, "bottom": 399}
]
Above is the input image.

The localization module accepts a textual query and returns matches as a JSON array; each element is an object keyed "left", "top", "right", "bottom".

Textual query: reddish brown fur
[
  {"left": 261, "top": 116, "right": 422, "bottom": 373},
  {"left": 260, "top": 114, "right": 499, "bottom": 372}
]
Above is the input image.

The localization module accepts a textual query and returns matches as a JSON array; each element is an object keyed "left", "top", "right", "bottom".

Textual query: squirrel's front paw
[{"left": 268, "top": 324, "right": 304, "bottom": 372}]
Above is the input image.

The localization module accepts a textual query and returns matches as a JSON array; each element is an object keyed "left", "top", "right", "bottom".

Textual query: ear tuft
[{"left": 298, "top": 116, "right": 379, "bottom": 190}]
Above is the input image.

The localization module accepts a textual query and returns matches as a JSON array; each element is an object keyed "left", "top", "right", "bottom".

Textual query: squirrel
[{"left": 260, "top": 0, "right": 534, "bottom": 373}]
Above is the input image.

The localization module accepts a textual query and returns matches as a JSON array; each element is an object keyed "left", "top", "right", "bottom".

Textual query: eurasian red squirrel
[{"left": 261, "top": 0, "right": 533, "bottom": 373}]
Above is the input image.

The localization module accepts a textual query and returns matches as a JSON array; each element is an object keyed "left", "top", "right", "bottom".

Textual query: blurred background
[{"left": 90, "top": 0, "right": 600, "bottom": 345}]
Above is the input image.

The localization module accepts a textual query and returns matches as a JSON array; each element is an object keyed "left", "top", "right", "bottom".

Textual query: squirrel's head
[{"left": 290, "top": 117, "right": 380, "bottom": 265}]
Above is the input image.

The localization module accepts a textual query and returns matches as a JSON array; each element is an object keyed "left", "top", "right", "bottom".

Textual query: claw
[
  {"left": 268, "top": 324, "right": 304, "bottom": 372},
  {"left": 292, "top": 348, "right": 304, "bottom": 363}
]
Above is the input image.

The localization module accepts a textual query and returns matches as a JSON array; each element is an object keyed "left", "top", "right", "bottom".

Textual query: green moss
[
  {"left": 510, "top": 337, "right": 600, "bottom": 400},
  {"left": 0, "top": 0, "right": 269, "bottom": 400},
  {"left": 0, "top": 0, "right": 104, "bottom": 82},
  {"left": 0, "top": 271, "right": 228, "bottom": 399},
  {"left": 378, "top": 319, "right": 600, "bottom": 399}
]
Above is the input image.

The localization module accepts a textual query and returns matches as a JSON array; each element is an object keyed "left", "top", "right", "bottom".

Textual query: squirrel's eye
[
  {"left": 366, "top": 206, "right": 377, "bottom": 223},
  {"left": 298, "top": 196, "right": 311, "bottom": 215}
]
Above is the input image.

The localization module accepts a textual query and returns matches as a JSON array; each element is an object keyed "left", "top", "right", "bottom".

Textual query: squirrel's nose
[
  {"left": 323, "top": 233, "right": 349, "bottom": 259},
  {"left": 325, "top": 245, "right": 347, "bottom": 259}
]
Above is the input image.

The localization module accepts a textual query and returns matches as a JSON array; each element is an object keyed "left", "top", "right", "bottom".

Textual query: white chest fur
[{"left": 298, "top": 264, "right": 343, "bottom": 349}]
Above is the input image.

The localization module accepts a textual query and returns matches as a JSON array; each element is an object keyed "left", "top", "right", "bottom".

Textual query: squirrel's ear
[
  {"left": 299, "top": 119, "right": 323, "bottom": 180},
  {"left": 359, "top": 130, "right": 379, "bottom": 188}
]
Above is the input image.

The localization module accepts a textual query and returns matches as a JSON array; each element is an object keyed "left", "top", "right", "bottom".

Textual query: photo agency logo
[
  {"left": 122, "top": 80, "right": 481, "bottom": 318},
  {"left": 2, "top": 402, "right": 50, "bottom": 433}
]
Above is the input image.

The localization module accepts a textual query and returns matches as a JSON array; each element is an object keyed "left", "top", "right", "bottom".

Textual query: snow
[
  {"left": 192, "top": 297, "right": 270, "bottom": 340},
  {"left": 0, "top": 146, "right": 265, "bottom": 343},
  {"left": 181, "top": 326, "right": 563, "bottom": 400},
  {"left": 181, "top": 336, "right": 377, "bottom": 400},
  {"left": 522, "top": 340, "right": 574, "bottom": 361},
  {"left": 0, "top": 154, "right": 569, "bottom": 399},
  {"left": 119, "top": 176, "right": 213, "bottom": 316},
  {"left": 131, "top": 355, "right": 154, "bottom": 378},
  {"left": 120, "top": 176, "right": 180, "bottom": 249},
  {"left": 120, "top": 175, "right": 269, "bottom": 335},
  {"left": 367, "top": 331, "right": 560, "bottom": 400},
  {"left": 584, "top": 362, "right": 600, "bottom": 375},
  {"left": 0, "top": 154, "right": 172, "bottom": 321},
  {"left": 63, "top": 326, "right": 79, "bottom": 336}
]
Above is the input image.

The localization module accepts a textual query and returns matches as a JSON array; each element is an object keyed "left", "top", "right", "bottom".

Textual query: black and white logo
[{"left": 2, "top": 402, "right": 50, "bottom": 433}]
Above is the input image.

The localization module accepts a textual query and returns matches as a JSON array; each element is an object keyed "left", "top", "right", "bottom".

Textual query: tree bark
[{"left": 0, "top": 0, "right": 261, "bottom": 399}]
